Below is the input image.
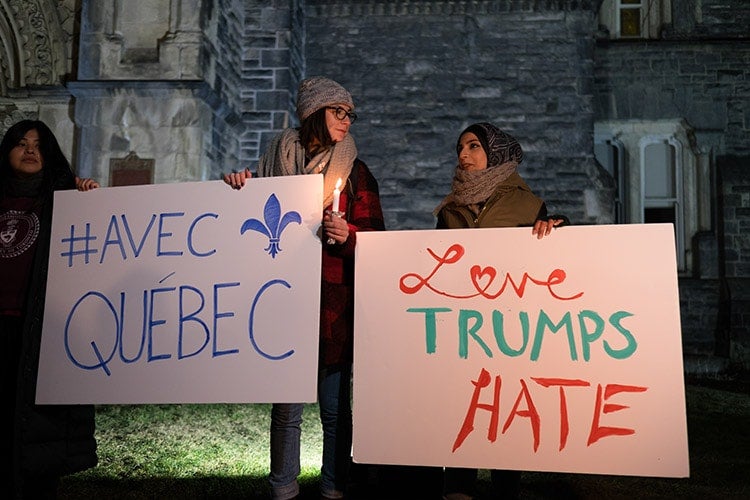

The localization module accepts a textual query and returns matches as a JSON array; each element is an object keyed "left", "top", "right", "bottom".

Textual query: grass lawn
[{"left": 58, "top": 378, "right": 749, "bottom": 499}]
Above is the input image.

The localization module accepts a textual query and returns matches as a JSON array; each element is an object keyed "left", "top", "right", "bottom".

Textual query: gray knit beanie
[{"left": 296, "top": 76, "right": 354, "bottom": 122}]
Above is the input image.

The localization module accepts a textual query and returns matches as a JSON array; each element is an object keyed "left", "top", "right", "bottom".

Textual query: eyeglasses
[{"left": 327, "top": 106, "right": 358, "bottom": 123}]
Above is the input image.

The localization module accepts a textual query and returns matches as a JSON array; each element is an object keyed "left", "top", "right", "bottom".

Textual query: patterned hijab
[{"left": 434, "top": 122, "right": 524, "bottom": 215}]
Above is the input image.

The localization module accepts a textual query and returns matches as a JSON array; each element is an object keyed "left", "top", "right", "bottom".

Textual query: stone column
[{"left": 73, "top": 0, "right": 211, "bottom": 184}]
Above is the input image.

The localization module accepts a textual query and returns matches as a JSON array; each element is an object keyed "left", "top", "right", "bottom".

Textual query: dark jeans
[{"left": 269, "top": 365, "right": 352, "bottom": 499}]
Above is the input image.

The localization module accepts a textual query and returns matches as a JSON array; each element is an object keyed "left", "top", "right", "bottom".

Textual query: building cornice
[{"left": 305, "top": 0, "right": 598, "bottom": 17}]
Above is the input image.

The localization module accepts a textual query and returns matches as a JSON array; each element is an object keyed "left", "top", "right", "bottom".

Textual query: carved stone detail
[
  {"left": 0, "top": 108, "right": 37, "bottom": 136},
  {"left": 0, "top": 0, "right": 72, "bottom": 93}
]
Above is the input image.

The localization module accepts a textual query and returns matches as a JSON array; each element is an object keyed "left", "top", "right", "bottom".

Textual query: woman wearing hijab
[
  {"left": 224, "top": 76, "right": 385, "bottom": 500},
  {"left": 435, "top": 122, "right": 567, "bottom": 500},
  {"left": 0, "top": 119, "right": 99, "bottom": 498},
  {"left": 435, "top": 122, "right": 566, "bottom": 234}
]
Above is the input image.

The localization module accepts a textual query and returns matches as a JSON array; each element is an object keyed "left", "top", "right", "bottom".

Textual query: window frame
[
  {"left": 594, "top": 136, "right": 627, "bottom": 224},
  {"left": 617, "top": 0, "right": 644, "bottom": 38},
  {"left": 639, "top": 135, "right": 685, "bottom": 270},
  {"left": 598, "top": 0, "right": 672, "bottom": 40},
  {"left": 594, "top": 119, "right": 705, "bottom": 276}
]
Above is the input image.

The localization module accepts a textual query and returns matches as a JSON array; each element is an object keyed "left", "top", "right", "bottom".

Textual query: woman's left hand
[
  {"left": 323, "top": 211, "right": 350, "bottom": 244},
  {"left": 532, "top": 218, "right": 565, "bottom": 239},
  {"left": 75, "top": 177, "right": 100, "bottom": 191}
]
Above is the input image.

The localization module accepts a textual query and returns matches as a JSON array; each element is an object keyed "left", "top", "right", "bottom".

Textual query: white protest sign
[
  {"left": 353, "top": 224, "right": 689, "bottom": 478},
  {"left": 37, "top": 175, "right": 323, "bottom": 404}
]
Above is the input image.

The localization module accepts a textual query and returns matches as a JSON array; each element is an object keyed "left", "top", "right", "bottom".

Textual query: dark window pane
[{"left": 645, "top": 207, "right": 675, "bottom": 225}]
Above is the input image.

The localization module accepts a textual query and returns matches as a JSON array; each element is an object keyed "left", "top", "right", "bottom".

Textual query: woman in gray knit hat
[{"left": 224, "top": 76, "right": 385, "bottom": 500}]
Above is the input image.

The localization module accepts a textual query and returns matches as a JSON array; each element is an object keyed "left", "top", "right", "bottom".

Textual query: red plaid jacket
[{"left": 320, "top": 159, "right": 385, "bottom": 366}]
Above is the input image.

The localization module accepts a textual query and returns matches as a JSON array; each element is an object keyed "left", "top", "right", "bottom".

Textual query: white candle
[{"left": 332, "top": 177, "right": 342, "bottom": 213}]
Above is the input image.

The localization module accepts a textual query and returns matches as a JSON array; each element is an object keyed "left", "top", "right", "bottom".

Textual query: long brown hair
[{"left": 298, "top": 108, "right": 334, "bottom": 156}]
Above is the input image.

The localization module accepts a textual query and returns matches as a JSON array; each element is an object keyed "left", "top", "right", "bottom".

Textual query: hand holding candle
[
  {"left": 332, "top": 177, "right": 342, "bottom": 213},
  {"left": 327, "top": 177, "right": 344, "bottom": 244}
]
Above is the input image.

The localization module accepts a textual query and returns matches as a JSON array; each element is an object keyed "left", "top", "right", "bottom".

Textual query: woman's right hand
[
  {"left": 223, "top": 168, "right": 252, "bottom": 189},
  {"left": 75, "top": 177, "right": 100, "bottom": 191}
]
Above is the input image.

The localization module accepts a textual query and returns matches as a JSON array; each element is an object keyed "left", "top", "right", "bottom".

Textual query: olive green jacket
[{"left": 436, "top": 172, "right": 547, "bottom": 229}]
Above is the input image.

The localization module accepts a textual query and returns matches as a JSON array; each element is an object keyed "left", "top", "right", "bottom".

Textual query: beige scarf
[
  {"left": 257, "top": 128, "right": 357, "bottom": 208},
  {"left": 433, "top": 161, "right": 518, "bottom": 216}
]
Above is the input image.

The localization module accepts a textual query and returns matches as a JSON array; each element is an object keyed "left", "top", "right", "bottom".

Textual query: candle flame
[{"left": 335, "top": 177, "right": 342, "bottom": 190}]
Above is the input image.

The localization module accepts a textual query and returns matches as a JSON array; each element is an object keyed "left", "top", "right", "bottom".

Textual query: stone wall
[
  {"left": 719, "top": 156, "right": 750, "bottom": 370},
  {"left": 301, "top": 1, "right": 609, "bottom": 230},
  {"left": 69, "top": 82, "right": 210, "bottom": 184},
  {"left": 238, "top": 1, "right": 296, "bottom": 168},
  {"left": 594, "top": 41, "right": 750, "bottom": 157},
  {"left": 74, "top": 0, "right": 213, "bottom": 183},
  {"left": 594, "top": 4, "right": 750, "bottom": 371},
  {"left": 200, "top": 0, "right": 247, "bottom": 175},
  {"left": 668, "top": 0, "right": 750, "bottom": 39},
  {"left": 720, "top": 157, "right": 750, "bottom": 279},
  {"left": 1, "top": 0, "right": 746, "bottom": 370},
  {"left": 679, "top": 278, "right": 721, "bottom": 356}
]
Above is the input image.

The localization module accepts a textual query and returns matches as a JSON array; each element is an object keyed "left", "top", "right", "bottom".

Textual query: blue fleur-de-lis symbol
[{"left": 240, "top": 194, "right": 302, "bottom": 258}]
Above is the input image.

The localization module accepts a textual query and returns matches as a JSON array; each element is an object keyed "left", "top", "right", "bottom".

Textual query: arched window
[
  {"left": 594, "top": 119, "right": 705, "bottom": 275},
  {"left": 641, "top": 137, "right": 685, "bottom": 270}
]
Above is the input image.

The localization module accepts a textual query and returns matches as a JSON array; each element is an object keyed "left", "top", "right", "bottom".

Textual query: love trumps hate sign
[
  {"left": 36, "top": 175, "right": 323, "bottom": 404},
  {"left": 352, "top": 224, "right": 689, "bottom": 478}
]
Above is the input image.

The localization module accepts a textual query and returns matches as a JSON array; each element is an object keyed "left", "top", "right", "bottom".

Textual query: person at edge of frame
[{"left": 1, "top": 119, "right": 100, "bottom": 499}]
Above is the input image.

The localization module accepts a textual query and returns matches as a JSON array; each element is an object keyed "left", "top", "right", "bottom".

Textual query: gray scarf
[
  {"left": 257, "top": 128, "right": 357, "bottom": 208},
  {"left": 433, "top": 160, "right": 518, "bottom": 216}
]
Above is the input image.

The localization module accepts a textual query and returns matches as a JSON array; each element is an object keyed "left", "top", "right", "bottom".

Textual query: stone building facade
[
  {"left": 593, "top": 0, "right": 750, "bottom": 373},
  {"left": 0, "top": 0, "right": 747, "bottom": 373}
]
